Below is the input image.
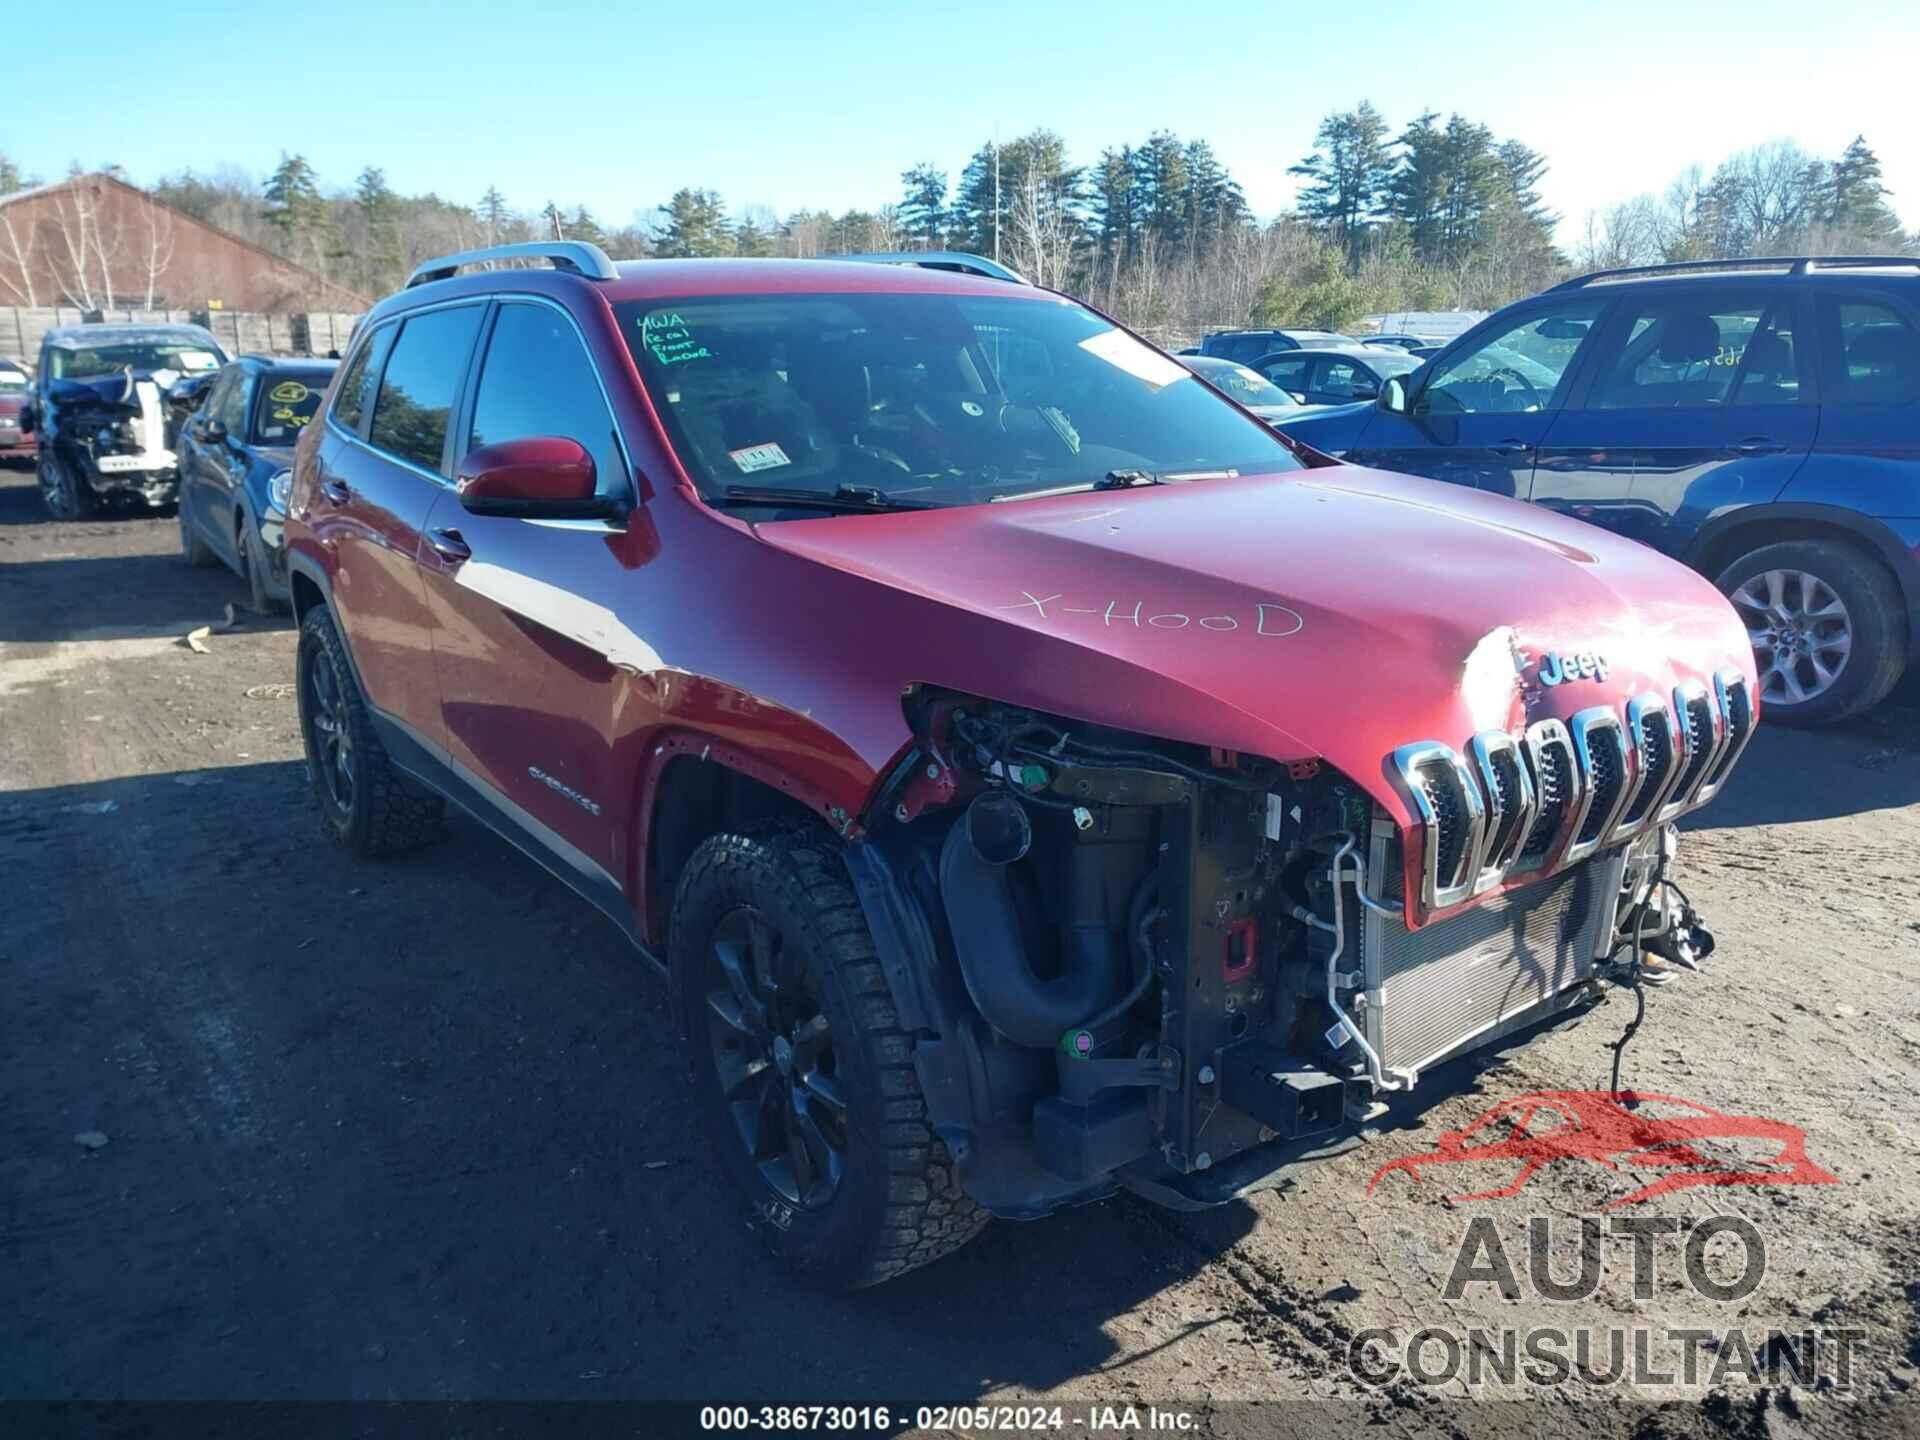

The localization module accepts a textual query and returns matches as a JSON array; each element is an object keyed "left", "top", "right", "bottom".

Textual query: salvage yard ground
[{"left": 1, "top": 465, "right": 1917, "bottom": 1438}]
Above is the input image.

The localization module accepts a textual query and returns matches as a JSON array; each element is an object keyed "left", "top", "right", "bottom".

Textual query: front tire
[
  {"left": 296, "top": 606, "right": 445, "bottom": 856},
  {"left": 671, "top": 826, "right": 988, "bottom": 1289},
  {"left": 1716, "top": 539, "right": 1906, "bottom": 726},
  {"left": 38, "top": 453, "right": 95, "bottom": 520},
  {"left": 180, "top": 499, "right": 216, "bottom": 566},
  {"left": 237, "top": 509, "right": 285, "bottom": 612}
]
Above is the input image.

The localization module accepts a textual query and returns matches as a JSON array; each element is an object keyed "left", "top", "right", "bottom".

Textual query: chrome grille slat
[
  {"left": 1564, "top": 707, "right": 1634, "bottom": 867},
  {"left": 1390, "top": 743, "right": 1488, "bottom": 911},
  {"left": 1612, "top": 694, "right": 1681, "bottom": 843},
  {"left": 1517, "top": 719, "right": 1579, "bottom": 872},
  {"left": 1694, "top": 670, "right": 1755, "bottom": 806},
  {"left": 1469, "top": 730, "right": 1537, "bottom": 891},
  {"left": 1661, "top": 682, "right": 1724, "bottom": 821}
]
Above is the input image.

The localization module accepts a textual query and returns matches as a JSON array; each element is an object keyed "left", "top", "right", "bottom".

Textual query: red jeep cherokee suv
[{"left": 283, "top": 243, "right": 1757, "bottom": 1288}]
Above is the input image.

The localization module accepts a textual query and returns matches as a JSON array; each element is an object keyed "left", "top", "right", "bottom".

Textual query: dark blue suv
[
  {"left": 176, "top": 354, "right": 337, "bottom": 611},
  {"left": 1278, "top": 257, "right": 1920, "bottom": 726}
]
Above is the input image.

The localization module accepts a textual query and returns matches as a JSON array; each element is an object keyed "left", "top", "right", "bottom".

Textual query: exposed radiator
[{"left": 1359, "top": 820, "right": 1623, "bottom": 1079}]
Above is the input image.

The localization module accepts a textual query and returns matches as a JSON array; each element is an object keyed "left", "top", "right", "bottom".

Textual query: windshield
[
  {"left": 1185, "top": 359, "right": 1298, "bottom": 410},
  {"left": 0, "top": 367, "right": 27, "bottom": 392},
  {"left": 49, "top": 341, "right": 224, "bottom": 381},
  {"left": 616, "top": 291, "right": 1303, "bottom": 510},
  {"left": 251, "top": 373, "right": 331, "bottom": 443},
  {"left": 1367, "top": 352, "right": 1423, "bottom": 377}
]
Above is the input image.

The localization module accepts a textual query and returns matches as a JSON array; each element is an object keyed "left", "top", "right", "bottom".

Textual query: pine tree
[
  {"left": 262, "top": 153, "right": 323, "bottom": 239},
  {"left": 1827, "top": 136, "right": 1904, "bottom": 246},
  {"left": 1289, "top": 103, "right": 1391, "bottom": 261},
  {"left": 1092, "top": 146, "right": 1137, "bottom": 262},
  {"left": 355, "top": 167, "right": 401, "bottom": 293},
  {"left": 567, "top": 206, "right": 609, "bottom": 250},
  {"left": 654, "top": 188, "right": 735, "bottom": 257},
  {"left": 1134, "top": 132, "right": 1189, "bottom": 250},
  {"left": 1182, "top": 139, "right": 1245, "bottom": 247},
  {"left": 478, "top": 185, "right": 512, "bottom": 245},
  {"left": 733, "top": 214, "right": 775, "bottom": 256},
  {"left": 899, "top": 164, "right": 948, "bottom": 249}
]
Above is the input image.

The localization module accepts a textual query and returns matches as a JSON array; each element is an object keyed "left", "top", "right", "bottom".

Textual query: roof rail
[
  {"left": 405, "top": 240, "right": 618, "bottom": 289},
  {"left": 1554, "top": 254, "right": 1920, "bottom": 290},
  {"left": 828, "top": 250, "right": 1028, "bottom": 284}
]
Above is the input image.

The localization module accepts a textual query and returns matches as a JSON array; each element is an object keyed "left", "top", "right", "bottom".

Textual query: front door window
[{"left": 1417, "top": 300, "right": 1607, "bottom": 416}]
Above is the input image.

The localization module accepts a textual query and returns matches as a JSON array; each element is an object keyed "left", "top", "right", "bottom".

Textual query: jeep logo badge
[{"left": 1537, "top": 650, "right": 1608, "bottom": 686}]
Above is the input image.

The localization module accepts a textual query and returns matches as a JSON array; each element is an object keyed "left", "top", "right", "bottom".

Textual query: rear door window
[
  {"left": 368, "top": 306, "right": 484, "bottom": 474},
  {"left": 1820, "top": 297, "right": 1920, "bottom": 405},
  {"left": 332, "top": 324, "right": 394, "bottom": 435},
  {"left": 1584, "top": 295, "right": 1793, "bottom": 409}
]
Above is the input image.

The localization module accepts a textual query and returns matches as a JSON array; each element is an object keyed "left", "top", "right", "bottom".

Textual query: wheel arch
[
  {"left": 1684, "top": 502, "right": 1920, "bottom": 660},
  {"left": 635, "top": 739, "right": 853, "bottom": 949}
]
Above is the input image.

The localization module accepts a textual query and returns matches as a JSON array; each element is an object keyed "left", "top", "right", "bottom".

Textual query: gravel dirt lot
[{"left": 2, "top": 464, "right": 1917, "bottom": 1438}]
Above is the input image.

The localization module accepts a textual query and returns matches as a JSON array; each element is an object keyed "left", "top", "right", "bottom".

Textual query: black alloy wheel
[
  {"left": 704, "top": 904, "right": 849, "bottom": 1210},
  {"left": 301, "top": 632, "right": 355, "bottom": 822}
]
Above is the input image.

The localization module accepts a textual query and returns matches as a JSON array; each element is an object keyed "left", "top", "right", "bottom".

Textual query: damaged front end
[
  {"left": 850, "top": 680, "right": 1755, "bottom": 1218},
  {"left": 40, "top": 371, "right": 199, "bottom": 505}
]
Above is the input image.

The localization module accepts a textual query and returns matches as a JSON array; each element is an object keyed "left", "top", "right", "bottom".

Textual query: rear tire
[
  {"left": 296, "top": 606, "right": 445, "bottom": 856},
  {"left": 38, "top": 453, "right": 95, "bottom": 520},
  {"left": 1715, "top": 539, "right": 1906, "bottom": 727},
  {"left": 671, "top": 825, "right": 988, "bottom": 1289}
]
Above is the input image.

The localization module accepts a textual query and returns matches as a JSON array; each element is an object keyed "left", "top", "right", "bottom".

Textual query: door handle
[
  {"left": 319, "top": 478, "right": 352, "bottom": 505},
  {"left": 426, "top": 527, "right": 471, "bottom": 565},
  {"left": 1489, "top": 439, "right": 1533, "bottom": 457},
  {"left": 1733, "top": 437, "right": 1785, "bottom": 456}
]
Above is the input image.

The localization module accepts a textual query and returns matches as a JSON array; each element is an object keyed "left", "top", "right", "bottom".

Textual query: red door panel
[
  {"left": 417, "top": 497, "right": 628, "bottom": 873},
  {"left": 308, "top": 427, "right": 446, "bottom": 749}
]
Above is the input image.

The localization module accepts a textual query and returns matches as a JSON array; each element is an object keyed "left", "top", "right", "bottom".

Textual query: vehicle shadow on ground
[
  {"left": 0, "top": 552, "right": 291, "bottom": 644},
  {"left": 2, "top": 763, "right": 1262, "bottom": 1402},
  {"left": 1681, "top": 686, "right": 1920, "bottom": 831}
]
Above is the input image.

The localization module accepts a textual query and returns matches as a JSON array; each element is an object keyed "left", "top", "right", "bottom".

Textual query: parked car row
[{"left": 7, "top": 322, "right": 337, "bottom": 610}]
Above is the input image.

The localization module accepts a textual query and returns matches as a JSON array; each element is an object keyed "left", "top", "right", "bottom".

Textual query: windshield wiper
[
  {"left": 993, "top": 467, "right": 1241, "bottom": 502},
  {"left": 715, "top": 484, "right": 938, "bottom": 514}
]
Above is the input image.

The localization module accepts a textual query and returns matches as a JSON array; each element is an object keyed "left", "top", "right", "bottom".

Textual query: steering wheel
[{"left": 1486, "top": 366, "right": 1543, "bottom": 411}]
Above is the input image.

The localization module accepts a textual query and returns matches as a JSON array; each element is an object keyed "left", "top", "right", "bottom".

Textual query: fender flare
[{"left": 285, "top": 550, "right": 376, "bottom": 695}]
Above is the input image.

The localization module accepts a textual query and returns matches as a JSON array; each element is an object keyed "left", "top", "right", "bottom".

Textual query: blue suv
[{"left": 1279, "top": 257, "right": 1920, "bottom": 726}]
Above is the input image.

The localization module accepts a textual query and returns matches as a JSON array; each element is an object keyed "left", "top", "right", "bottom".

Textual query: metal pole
[{"left": 993, "top": 130, "right": 1000, "bottom": 265}]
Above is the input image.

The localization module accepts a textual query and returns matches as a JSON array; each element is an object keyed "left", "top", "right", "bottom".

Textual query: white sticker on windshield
[
  {"left": 1077, "top": 329, "right": 1188, "bottom": 391},
  {"left": 729, "top": 442, "right": 791, "bottom": 474},
  {"left": 178, "top": 350, "right": 219, "bottom": 372}
]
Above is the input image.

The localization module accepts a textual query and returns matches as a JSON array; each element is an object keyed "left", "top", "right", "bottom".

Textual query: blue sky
[{"left": 5, "top": 0, "right": 1913, "bottom": 243}]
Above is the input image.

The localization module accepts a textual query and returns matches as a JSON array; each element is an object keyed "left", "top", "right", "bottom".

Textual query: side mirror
[
  {"left": 456, "top": 436, "right": 626, "bottom": 521},
  {"left": 18, "top": 402, "right": 34, "bottom": 434},
  {"left": 1381, "top": 376, "right": 1408, "bottom": 413},
  {"left": 1350, "top": 381, "right": 1381, "bottom": 401},
  {"left": 196, "top": 417, "right": 227, "bottom": 443}
]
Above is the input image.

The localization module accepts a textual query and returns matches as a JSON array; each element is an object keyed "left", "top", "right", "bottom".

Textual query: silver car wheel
[{"left": 1729, "top": 568, "right": 1852, "bottom": 706}]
